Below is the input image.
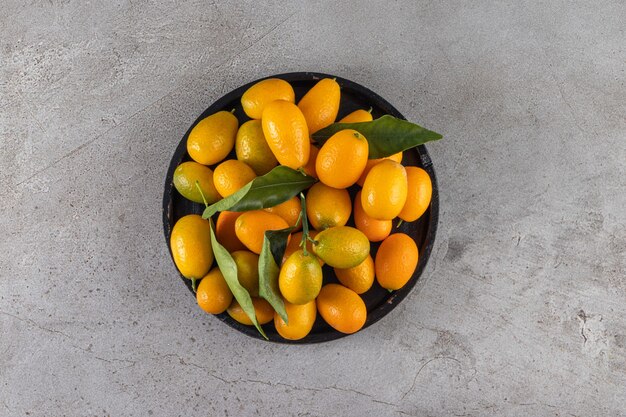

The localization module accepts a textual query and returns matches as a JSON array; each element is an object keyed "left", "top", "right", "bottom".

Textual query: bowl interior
[{"left": 163, "top": 72, "right": 438, "bottom": 343}]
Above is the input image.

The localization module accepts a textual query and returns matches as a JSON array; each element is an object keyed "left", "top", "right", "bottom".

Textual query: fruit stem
[
  {"left": 195, "top": 181, "right": 209, "bottom": 208},
  {"left": 367, "top": 107, "right": 373, "bottom": 113},
  {"left": 294, "top": 210, "right": 303, "bottom": 229},
  {"left": 299, "top": 192, "right": 310, "bottom": 256},
  {"left": 191, "top": 277, "right": 198, "bottom": 293},
  {"left": 396, "top": 219, "right": 404, "bottom": 229},
  {"left": 230, "top": 108, "right": 236, "bottom": 114}
]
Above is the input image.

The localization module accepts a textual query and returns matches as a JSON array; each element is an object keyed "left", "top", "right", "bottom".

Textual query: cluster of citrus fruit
[{"left": 169, "top": 77, "right": 433, "bottom": 340}]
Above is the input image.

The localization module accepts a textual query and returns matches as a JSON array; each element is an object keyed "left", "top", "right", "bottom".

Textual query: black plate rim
[{"left": 162, "top": 71, "right": 439, "bottom": 344}]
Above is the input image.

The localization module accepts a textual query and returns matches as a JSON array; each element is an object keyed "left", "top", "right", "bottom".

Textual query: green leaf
[
  {"left": 266, "top": 227, "right": 294, "bottom": 267},
  {"left": 311, "top": 115, "right": 443, "bottom": 159},
  {"left": 258, "top": 231, "right": 291, "bottom": 323},
  {"left": 203, "top": 166, "right": 316, "bottom": 218},
  {"left": 209, "top": 222, "right": 267, "bottom": 340}
]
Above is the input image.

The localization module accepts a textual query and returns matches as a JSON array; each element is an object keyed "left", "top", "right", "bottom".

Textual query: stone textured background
[{"left": 1, "top": 0, "right": 625, "bottom": 416}]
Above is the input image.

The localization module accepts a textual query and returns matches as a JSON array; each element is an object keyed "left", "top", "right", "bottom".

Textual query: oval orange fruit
[
  {"left": 227, "top": 297, "right": 274, "bottom": 325},
  {"left": 306, "top": 182, "right": 351, "bottom": 230},
  {"left": 170, "top": 214, "right": 214, "bottom": 280},
  {"left": 274, "top": 299, "right": 317, "bottom": 340},
  {"left": 297, "top": 78, "right": 340, "bottom": 134},
  {"left": 187, "top": 111, "right": 238, "bottom": 166},
  {"left": 173, "top": 161, "right": 221, "bottom": 204},
  {"left": 235, "top": 120, "right": 278, "bottom": 175},
  {"left": 361, "top": 160, "right": 408, "bottom": 220},
  {"left": 241, "top": 78, "right": 295, "bottom": 119},
  {"left": 261, "top": 100, "right": 310, "bottom": 169},
  {"left": 353, "top": 190, "right": 392, "bottom": 242},
  {"left": 398, "top": 166, "right": 432, "bottom": 222},
  {"left": 316, "top": 284, "right": 367, "bottom": 334},
  {"left": 302, "top": 144, "right": 320, "bottom": 178},
  {"left": 279, "top": 250, "right": 323, "bottom": 305},
  {"left": 196, "top": 267, "right": 232, "bottom": 314},
  {"left": 264, "top": 196, "right": 301, "bottom": 230},
  {"left": 215, "top": 211, "right": 247, "bottom": 252},
  {"left": 235, "top": 210, "right": 289, "bottom": 254},
  {"left": 230, "top": 250, "right": 260, "bottom": 297},
  {"left": 312, "top": 226, "right": 370, "bottom": 269},
  {"left": 356, "top": 152, "right": 403, "bottom": 186},
  {"left": 316, "top": 129, "right": 369, "bottom": 189},
  {"left": 339, "top": 109, "right": 373, "bottom": 123},
  {"left": 334, "top": 254, "right": 375, "bottom": 295},
  {"left": 375, "top": 233, "right": 418, "bottom": 290},
  {"left": 213, "top": 160, "right": 256, "bottom": 197}
]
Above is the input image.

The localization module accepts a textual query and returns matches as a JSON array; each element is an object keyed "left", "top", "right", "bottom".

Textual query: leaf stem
[
  {"left": 294, "top": 210, "right": 303, "bottom": 229},
  {"left": 299, "top": 192, "right": 310, "bottom": 255},
  {"left": 195, "top": 180, "right": 209, "bottom": 208}
]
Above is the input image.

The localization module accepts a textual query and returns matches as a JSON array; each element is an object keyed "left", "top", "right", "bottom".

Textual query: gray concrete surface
[{"left": 1, "top": 0, "right": 625, "bottom": 416}]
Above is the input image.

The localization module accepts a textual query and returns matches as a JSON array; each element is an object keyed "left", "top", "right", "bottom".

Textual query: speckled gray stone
[{"left": 1, "top": 0, "right": 625, "bottom": 416}]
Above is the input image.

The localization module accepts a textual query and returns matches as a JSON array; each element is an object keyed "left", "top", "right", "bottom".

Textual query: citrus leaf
[
  {"left": 202, "top": 166, "right": 316, "bottom": 218},
  {"left": 258, "top": 230, "right": 291, "bottom": 323},
  {"left": 266, "top": 227, "right": 294, "bottom": 267},
  {"left": 209, "top": 222, "right": 267, "bottom": 340},
  {"left": 311, "top": 115, "right": 443, "bottom": 159}
]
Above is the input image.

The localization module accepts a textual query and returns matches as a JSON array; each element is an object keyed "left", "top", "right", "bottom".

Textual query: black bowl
[{"left": 163, "top": 72, "right": 438, "bottom": 343}]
